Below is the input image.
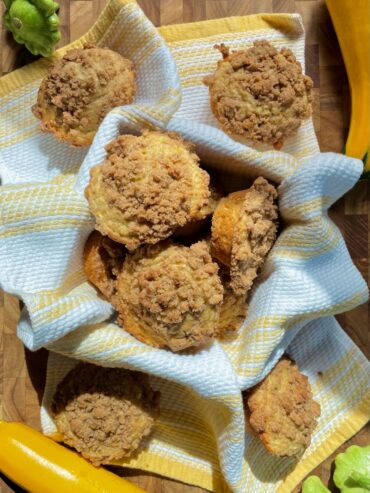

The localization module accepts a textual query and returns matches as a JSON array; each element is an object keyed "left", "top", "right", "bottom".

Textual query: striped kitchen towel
[
  {"left": 0, "top": 0, "right": 180, "bottom": 185},
  {"left": 0, "top": 1, "right": 369, "bottom": 492}
]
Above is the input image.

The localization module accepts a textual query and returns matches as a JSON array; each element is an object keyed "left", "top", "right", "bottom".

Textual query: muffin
[
  {"left": 211, "top": 177, "right": 278, "bottom": 296},
  {"left": 204, "top": 41, "right": 313, "bottom": 148},
  {"left": 83, "top": 230, "right": 126, "bottom": 303},
  {"left": 173, "top": 175, "right": 224, "bottom": 238},
  {"left": 217, "top": 269, "right": 248, "bottom": 337},
  {"left": 32, "top": 44, "right": 136, "bottom": 146},
  {"left": 51, "top": 362, "right": 160, "bottom": 466},
  {"left": 116, "top": 240, "right": 223, "bottom": 351},
  {"left": 244, "top": 357, "right": 321, "bottom": 456},
  {"left": 85, "top": 131, "right": 211, "bottom": 251}
]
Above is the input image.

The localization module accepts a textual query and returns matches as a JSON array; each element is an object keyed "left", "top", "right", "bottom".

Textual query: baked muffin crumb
[
  {"left": 116, "top": 240, "right": 223, "bottom": 351},
  {"left": 32, "top": 44, "right": 136, "bottom": 146},
  {"left": 85, "top": 131, "right": 211, "bottom": 250},
  {"left": 51, "top": 362, "right": 160, "bottom": 466},
  {"left": 83, "top": 230, "right": 126, "bottom": 303},
  {"left": 211, "top": 177, "right": 278, "bottom": 296},
  {"left": 204, "top": 40, "right": 313, "bottom": 148},
  {"left": 245, "top": 357, "right": 320, "bottom": 456}
]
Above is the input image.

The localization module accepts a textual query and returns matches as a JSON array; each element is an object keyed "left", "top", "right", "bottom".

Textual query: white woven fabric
[
  {"left": 0, "top": 139, "right": 368, "bottom": 492},
  {"left": 41, "top": 316, "right": 370, "bottom": 493},
  {"left": 0, "top": 1, "right": 180, "bottom": 185},
  {"left": 165, "top": 13, "right": 319, "bottom": 162},
  {"left": 0, "top": 4, "right": 369, "bottom": 492}
]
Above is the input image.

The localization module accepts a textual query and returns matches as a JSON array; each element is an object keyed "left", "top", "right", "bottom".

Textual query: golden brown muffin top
[
  {"left": 245, "top": 357, "right": 321, "bottom": 457},
  {"left": 85, "top": 131, "right": 211, "bottom": 250},
  {"left": 51, "top": 362, "right": 160, "bottom": 466},
  {"left": 32, "top": 44, "right": 136, "bottom": 146},
  {"left": 116, "top": 240, "right": 223, "bottom": 351},
  {"left": 211, "top": 177, "right": 278, "bottom": 296},
  {"left": 230, "top": 177, "right": 278, "bottom": 295},
  {"left": 204, "top": 41, "right": 313, "bottom": 148}
]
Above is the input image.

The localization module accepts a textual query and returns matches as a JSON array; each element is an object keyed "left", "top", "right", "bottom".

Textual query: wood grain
[{"left": 0, "top": 1, "right": 369, "bottom": 492}]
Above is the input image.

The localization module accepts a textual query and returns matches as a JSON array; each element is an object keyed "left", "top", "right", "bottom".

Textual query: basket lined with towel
[{"left": 0, "top": 1, "right": 369, "bottom": 492}]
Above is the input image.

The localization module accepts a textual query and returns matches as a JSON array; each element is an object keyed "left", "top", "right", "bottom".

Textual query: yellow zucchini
[
  {"left": 326, "top": 0, "right": 370, "bottom": 174},
  {"left": 0, "top": 420, "right": 145, "bottom": 493}
]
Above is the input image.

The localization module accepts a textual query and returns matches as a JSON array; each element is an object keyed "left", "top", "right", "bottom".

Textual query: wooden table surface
[{"left": 0, "top": 1, "right": 369, "bottom": 492}]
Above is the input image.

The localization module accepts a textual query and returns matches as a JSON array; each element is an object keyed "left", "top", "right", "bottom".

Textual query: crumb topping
[
  {"left": 32, "top": 44, "right": 136, "bottom": 139},
  {"left": 86, "top": 131, "right": 211, "bottom": 251},
  {"left": 204, "top": 40, "right": 313, "bottom": 147},
  {"left": 211, "top": 176, "right": 278, "bottom": 296},
  {"left": 117, "top": 241, "right": 223, "bottom": 351},
  {"left": 230, "top": 177, "right": 278, "bottom": 295},
  {"left": 246, "top": 357, "right": 321, "bottom": 456},
  {"left": 51, "top": 363, "right": 160, "bottom": 466}
]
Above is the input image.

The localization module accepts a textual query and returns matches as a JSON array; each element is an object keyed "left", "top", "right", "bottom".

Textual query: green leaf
[
  {"left": 334, "top": 445, "right": 370, "bottom": 493},
  {"left": 302, "top": 476, "right": 332, "bottom": 493}
]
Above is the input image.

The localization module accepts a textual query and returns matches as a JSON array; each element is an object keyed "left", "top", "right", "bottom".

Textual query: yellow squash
[
  {"left": 326, "top": 0, "right": 370, "bottom": 175},
  {"left": 0, "top": 420, "right": 145, "bottom": 493}
]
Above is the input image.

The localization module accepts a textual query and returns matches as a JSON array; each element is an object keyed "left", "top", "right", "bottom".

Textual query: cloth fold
[{"left": 0, "top": 1, "right": 369, "bottom": 492}]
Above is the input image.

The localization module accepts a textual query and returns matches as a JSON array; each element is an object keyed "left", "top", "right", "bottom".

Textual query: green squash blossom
[
  {"left": 334, "top": 445, "right": 370, "bottom": 493},
  {"left": 302, "top": 475, "right": 331, "bottom": 493},
  {"left": 4, "top": 0, "right": 60, "bottom": 57}
]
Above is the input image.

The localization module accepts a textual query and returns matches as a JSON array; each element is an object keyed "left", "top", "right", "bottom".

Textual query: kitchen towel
[
  {"left": 0, "top": 1, "right": 369, "bottom": 492},
  {"left": 0, "top": 0, "right": 181, "bottom": 184}
]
